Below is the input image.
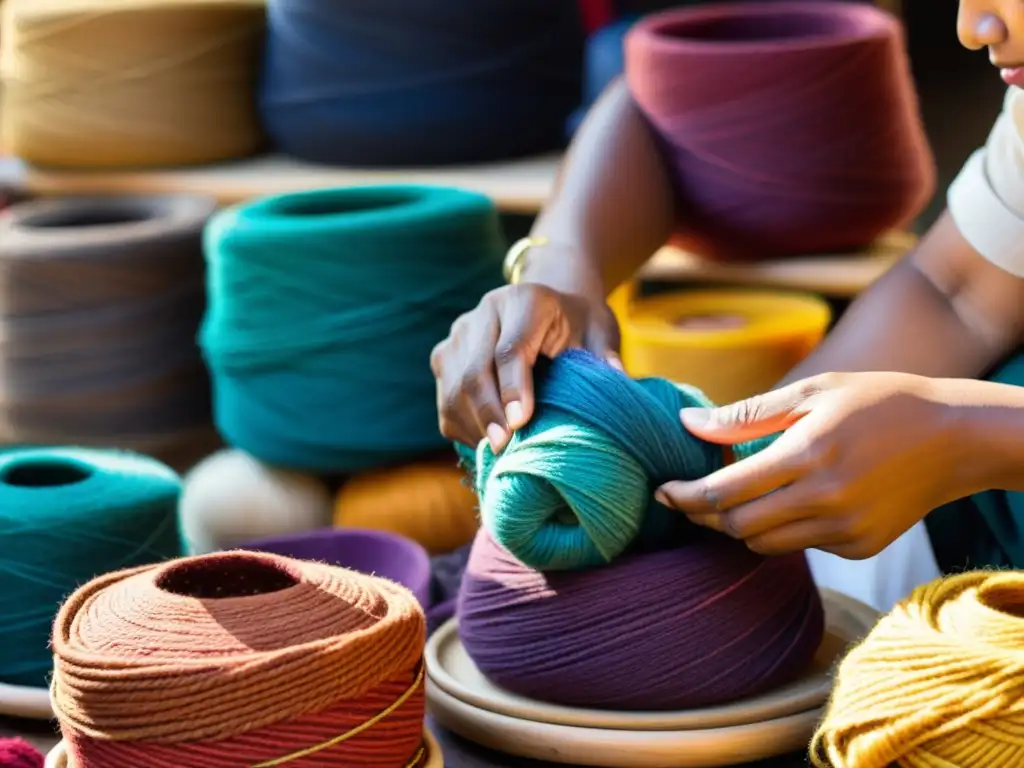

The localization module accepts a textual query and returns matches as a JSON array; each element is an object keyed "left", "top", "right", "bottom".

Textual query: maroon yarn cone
[
  {"left": 625, "top": 1, "right": 935, "bottom": 262},
  {"left": 457, "top": 529, "right": 824, "bottom": 711}
]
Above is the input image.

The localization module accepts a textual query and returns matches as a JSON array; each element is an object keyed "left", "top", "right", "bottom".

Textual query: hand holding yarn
[
  {"left": 456, "top": 349, "right": 771, "bottom": 571},
  {"left": 657, "top": 372, "right": 980, "bottom": 559},
  {"left": 432, "top": 279, "right": 622, "bottom": 453}
]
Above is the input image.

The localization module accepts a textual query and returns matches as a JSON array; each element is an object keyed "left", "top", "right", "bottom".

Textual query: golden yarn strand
[
  {"left": 1, "top": 0, "right": 266, "bottom": 168},
  {"left": 252, "top": 666, "right": 426, "bottom": 767},
  {"left": 811, "top": 571, "right": 1024, "bottom": 768}
]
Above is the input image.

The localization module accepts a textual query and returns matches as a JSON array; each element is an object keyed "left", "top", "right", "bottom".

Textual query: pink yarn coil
[{"left": 625, "top": 1, "right": 936, "bottom": 262}]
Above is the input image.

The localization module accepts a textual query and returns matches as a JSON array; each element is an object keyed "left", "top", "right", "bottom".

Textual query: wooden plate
[
  {"left": 426, "top": 588, "right": 878, "bottom": 732},
  {"left": 0, "top": 681, "right": 53, "bottom": 720},
  {"left": 46, "top": 727, "right": 445, "bottom": 767},
  {"left": 428, "top": 679, "right": 822, "bottom": 768}
]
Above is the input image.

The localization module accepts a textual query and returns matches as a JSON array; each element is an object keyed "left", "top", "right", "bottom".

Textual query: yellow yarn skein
[
  {"left": 811, "top": 571, "right": 1024, "bottom": 768},
  {"left": 334, "top": 460, "right": 480, "bottom": 555}
]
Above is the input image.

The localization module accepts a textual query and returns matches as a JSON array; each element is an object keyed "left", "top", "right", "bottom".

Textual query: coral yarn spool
[
  {"left": 334, "top": 460, "right": 480, "bottom": 556},
  {"left": 625, "top": 2, "right": 935, "bottom": 261},
  {"left": 51, "top": 551, "right": 429, "bottom": 767},
  {"left": 458, "top": 528, "right": 824, "bottom": 711}
]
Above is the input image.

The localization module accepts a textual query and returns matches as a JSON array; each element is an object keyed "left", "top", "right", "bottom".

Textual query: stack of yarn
[
  {"left": 181, "top": 184, "right": 505, "bottom": 556},
  {"left": 423, "top": 350, "right": 848, "bottom": 763},
  {"left": 47, "top": 549, "right": 441, "bottom": 766}
]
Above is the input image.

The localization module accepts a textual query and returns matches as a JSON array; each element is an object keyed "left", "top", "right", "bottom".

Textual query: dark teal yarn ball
[
  {"left": 456, "top": 350, "right": 777, "bottom": 571},
  {"left": 200, "top": 185, "right": 506, "bottom": 472},
  {"left": 0, "top": 447, "right": 183, "bottom": 688}
]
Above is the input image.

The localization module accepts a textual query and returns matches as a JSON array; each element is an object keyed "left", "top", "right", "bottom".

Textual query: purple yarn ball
[{"left": 458, "top": 529, "right": 824, "bottom": 710}]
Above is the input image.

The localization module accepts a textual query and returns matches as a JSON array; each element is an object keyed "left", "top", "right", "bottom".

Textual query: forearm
[
  {"left": 936, "top": 377, "right": 1024, "bottom": 493},
  {"left": 781, "top": 211, "right": 1024, "bottom": 385},
  {"left": 520, "top": 80, "right": 676, "bottom": 301}
]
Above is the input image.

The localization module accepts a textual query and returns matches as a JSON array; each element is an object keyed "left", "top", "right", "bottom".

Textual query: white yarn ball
[{"left": 179, "top": 449, "right": 333, "bottom": 554}]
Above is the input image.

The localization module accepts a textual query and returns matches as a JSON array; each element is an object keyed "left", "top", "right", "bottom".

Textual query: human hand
[
  {"left": 655, "top": 372, "right": 978, "bottom": 559},
  {"left": 431, "top": 283, "right": 622, "bottom": 452}
]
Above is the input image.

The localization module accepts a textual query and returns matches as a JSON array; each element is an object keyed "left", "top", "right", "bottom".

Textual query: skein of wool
[
  {"left": 0, "top": 0, "right": 266, "bottom": 169},
  {"left": 201, "top": 185, "right": 506, "bottom": 473},
  {"left": 0, "top": 447, "right": 182, "bottom": 689},
  {"left": 334, "top": 458, "right": 480, "bottom": 556},
  {"left": 51, "top": 551, "right": 430, "bottom": 767},
  {"left": 458, "top": 528, "right": 824, "bottom": 710},
  {"left": 625, "top": 2, "right": 935, "bottom": 261},
  {"left": 0, "top": 739, "right": 44, "bottom": 768},
  {"left": 179, "top": 449, "right": 334, "bottom": 555},
  {"left": 258, "top": 0, "right": 584, "bottom": 166},
  {"left": 455, "top": 349, "right": 776, "bottom": 571},
  {"left": 811, "top": 571, "right": 1024, "bottom": 768},
  {"left": 0, "top": 195, "right": 215, "bottom": 469}
]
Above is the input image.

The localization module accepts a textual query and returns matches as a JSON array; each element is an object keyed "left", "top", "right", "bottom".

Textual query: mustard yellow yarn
[
  {"left": 811, "top": 571, "right": 1024, "bottom": 768},
  {"left": 334, "top": 461, "right": 480, "bottom": 555}
]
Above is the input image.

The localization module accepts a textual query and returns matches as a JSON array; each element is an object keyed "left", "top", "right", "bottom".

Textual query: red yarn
[
  {"left": 0, "top": 739, "right": 44, "bottom": 768},
  {"left": 51, "top": 552, "right": 428, "bottom": 768},
  {"left": 625, "top": 2, "right": 935, "bottom": 262}
]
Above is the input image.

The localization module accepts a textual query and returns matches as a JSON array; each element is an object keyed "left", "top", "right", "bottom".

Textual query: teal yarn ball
[
  {"left": 200, "top": 185, "right": 506, "bottom": 472},
  {"left": 0, "top": 447, "right": 183, "bottom": 688},
  {"left": 456, "top": 349, "right": 778, "bottom": 571}
]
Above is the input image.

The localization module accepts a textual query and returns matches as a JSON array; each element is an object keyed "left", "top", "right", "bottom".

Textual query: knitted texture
[
  {"left": 456, "top": 349, "right": 777, "bottom": 571},
  {"left": 812, "top": 571, "right": 1024, "bottom": 767},
  {"left": 52, "top": 552, "right": 427, "bottom": 767},
  {"left": 0, "top": 739, "right": 44, "bottom": 768}
]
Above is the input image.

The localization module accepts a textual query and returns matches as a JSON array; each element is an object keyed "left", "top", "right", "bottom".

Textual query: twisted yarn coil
[
  {"left": 334, "top": 459, "right": 480, "bottom": 556},
  {"left": 625, "top": 1, "right": 935, "bottom": 261},
  {"left": 259, "top": 0, "right": 583, "bottom": 166},
  {"left": 0, "top": 0, "right": 266, "bottom": 169},
  {"left": 52, "top": 551, "right": 428, "bottom": 767},
  {"left": 811, "top": 571, "right": 1024, "bottom": 768},
  {"left": 201, "top": 185, "right": 506, "bottom": 473},
  {"left": 458, "top": 528, "right": 824, "bottom": 710},
  {"left": 456, "top": 349, "right": 774, "bottom": 571},
  {"left": 0, "top": 447, "right": 182, "bottom": 689},
  {"left": 0, "top": 195, "right": 216, "bottom": 470}
]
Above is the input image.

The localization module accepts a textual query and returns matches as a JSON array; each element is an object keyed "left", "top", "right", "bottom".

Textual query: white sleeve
[{"left": 947, "top": 87, "right": 1024, "bottom": 278}]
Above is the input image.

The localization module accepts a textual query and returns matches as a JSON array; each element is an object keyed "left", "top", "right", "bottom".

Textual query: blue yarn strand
[
  {"left": 0, "top": 447, "right": 182, "bottom": 688},
  {"left": 456, "top": 350, "right": 780, "bottom": 571},
  {"left": 201, "top": 185, "right": 506, "bottom": 472}
]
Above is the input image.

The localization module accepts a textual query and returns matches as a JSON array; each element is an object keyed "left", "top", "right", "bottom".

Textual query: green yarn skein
[
  {"left": 0, "top": 447, "right": 183, "bottom": 688},
  {"left": 456, "top": 349, "right": 777, "bottom": 571}
]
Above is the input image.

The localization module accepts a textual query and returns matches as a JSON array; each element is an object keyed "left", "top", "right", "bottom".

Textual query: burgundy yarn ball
[
  {"left": 457, "top": 529, "right": 825, "bottom": 711},
  {"left": 0, "top": 739, "right": 44, "bottom": 768},
  {"left": 625, "top": 1, "right": 935, "bottom": 262}
]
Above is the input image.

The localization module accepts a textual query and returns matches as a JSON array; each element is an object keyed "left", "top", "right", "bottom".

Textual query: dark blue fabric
[
  {"left": 566, "top": 16, "right": 637, "bottom": 140},
  {"left": 260, "top": 0, "right": 585, "bottom": 167}
]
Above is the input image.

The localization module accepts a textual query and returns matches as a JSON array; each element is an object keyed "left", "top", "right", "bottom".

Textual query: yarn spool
[
  {"left": 0, "top": 195, "right": 216, "bottom": 469},
  {"left": 625, "top": 2, "right": 935, "bottom": 262},
  {"left": 179, "top": 449, "right": 333, "bottom": 555},
  {"left": 0, "top": 0, "right": 266, "bottom": 169},
  {"left": 0, "top": 739, "right": 43, "bottom": 768},
  {"left": 611, "top": 284, "right": 832, "bottom": 405},
  {"left": 334, "top": 460, "right": 480, "bottom": 556},
  {"left": 456, "top": 348, "right": 775, "bottom": 572},
  {"left": 51, "top": 551, "right": 436, "bottom": 766},
  {"left": 811, "top": 571, "right": 1024, "bottom": 767},
  {"left": 458, "top": 528, "right": 824, "bottom": 710},
  {"left": 200, "top": 185, "right": 506, "bottom": 473},
  {"left": 258, "top": 0, "right": 583, "bottom": 166},
  {"left": 0, "top": 447, "right": 182, "bottom": 691},
  {"left": 244, "top": 528, "right": 433, "bottom": 609}
]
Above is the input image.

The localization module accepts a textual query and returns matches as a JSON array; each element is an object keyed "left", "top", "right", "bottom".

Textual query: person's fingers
[
  {"left": 684, "top": 484, "right": 811, "bottom": 540},
  {"left": 583, "top": 305, "right": 623, "bottom": 371},
  {"left": 744, "top": 517, "right": 852, "bottom": 556},
  {"left": 680, "top": 377, "right": 827, "bottom": 445},
  {"left": 442, "top": 311, "right": 510, "bottom": 452},
  {"left": 656, "top": 439, "right": 808, "bottom": 516}
]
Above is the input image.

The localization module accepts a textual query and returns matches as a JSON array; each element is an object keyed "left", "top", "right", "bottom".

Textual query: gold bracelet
[{"left": 502, "top": 236, "right": 548, "bottom": 285}]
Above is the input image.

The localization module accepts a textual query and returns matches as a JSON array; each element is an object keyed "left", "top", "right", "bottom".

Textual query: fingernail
[
  {"left": 606, "top": 354, "right": 625, "bottom": 372},
  {"left": 654, "top": 490, "right": 670, "bottom": 506},
  {"left": 681, "top": 407, "right": 710, "bottom": 428},
  {"left": 486, "top": 423, "right": 507, "bottom": 452},
  {"left": 505, "top": 401, "right": 524, "bottom": 428}
]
